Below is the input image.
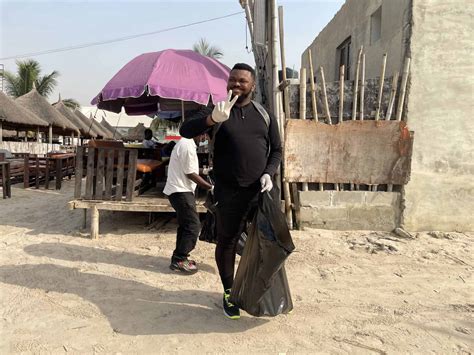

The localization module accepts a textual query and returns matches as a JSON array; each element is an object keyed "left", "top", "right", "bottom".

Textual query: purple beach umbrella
[{"left": 91, "top": 49, "right": 230, "bottom": 115}]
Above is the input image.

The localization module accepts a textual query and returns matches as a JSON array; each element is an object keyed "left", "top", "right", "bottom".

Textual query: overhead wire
[{"left": 0, "top": 11, "right": 243, "bottom": 60}]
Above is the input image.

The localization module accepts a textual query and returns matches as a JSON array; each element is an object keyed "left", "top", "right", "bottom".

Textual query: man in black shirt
[{"left": 180, "top": 63, "right": 282, "bottom": 319}]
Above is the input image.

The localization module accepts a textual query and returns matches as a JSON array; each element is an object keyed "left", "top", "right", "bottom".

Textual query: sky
[{"left": 0, "top": 0, "right": 344, "bottom": 106}]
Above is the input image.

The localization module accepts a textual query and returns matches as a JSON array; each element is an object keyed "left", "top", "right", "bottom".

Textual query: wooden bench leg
[
  {"left": 1, "top": 165, "right": 6, "bottom": 199},
  {"left": 90, "top": 206, "right": 99, "bottom": 239},
  {"left": 83, "top": 209, "right": 87, "bottom": 229}
]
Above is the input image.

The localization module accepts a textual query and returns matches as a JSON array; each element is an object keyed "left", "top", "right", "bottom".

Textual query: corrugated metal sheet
[{"left": 284, "top": 120, "right": 414, "bottom": 185}]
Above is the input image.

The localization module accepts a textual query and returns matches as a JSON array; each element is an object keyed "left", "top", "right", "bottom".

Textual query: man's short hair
[
  {"left": 144, "top": 128, "right": 152, "bottom": 135},
  {"left": 231, "top": 63, "right": 255, "bottom": 80}
]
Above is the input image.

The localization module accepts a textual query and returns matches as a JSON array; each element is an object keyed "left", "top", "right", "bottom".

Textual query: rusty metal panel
[{"left": 284, "top": 120, "right": 413, "bottom": 184}]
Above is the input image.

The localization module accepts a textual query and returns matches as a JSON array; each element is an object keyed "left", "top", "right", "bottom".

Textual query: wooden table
[
  {"left": 46, "top": 153, "right": 76, "bottom": 190},
  {"left": 0, "top": 161, "right": 11, "bottom": 198}
]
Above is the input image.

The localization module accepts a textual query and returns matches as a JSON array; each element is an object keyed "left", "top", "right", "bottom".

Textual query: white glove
[
  {"left": 260, "top": 174, "right": 273, "bottom": 192},
  {"left": 211, "top": 90, "right": 239, "bottom": 123}
]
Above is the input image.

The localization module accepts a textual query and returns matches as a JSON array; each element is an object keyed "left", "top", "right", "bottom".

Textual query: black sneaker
[
  {"left": 223, "top": 289, "right": 240, "bottom": 319},
  {"left": 169, "top": 259, "right": 198, "bottom": 274}
]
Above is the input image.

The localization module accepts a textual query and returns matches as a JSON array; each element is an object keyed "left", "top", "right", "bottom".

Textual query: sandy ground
[{"left": 0, "top": 180, "right": 472, "bottom": 354}]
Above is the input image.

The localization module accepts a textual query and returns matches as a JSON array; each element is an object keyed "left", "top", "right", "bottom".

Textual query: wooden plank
[
  {"left": 284, "top": 120, "right": 413, "bottom": 185},
  {"left": 95, "top": 148, "right": 105, "bottom": 199},
  {"left": 85, "top": 148, "right": 95, "bottom": 200},
  {"left": 115, "top": 150, "right": 125, "bottom": 201},
  {"left": 125, "top": 149, "right": 138, "bottom": 202},
  {"left": 104, "top": 149, "right": 114, "bottom": 200},
  {"left": 74, "top": 147, "right": 83, "bottom": 198},
  {"left": 71, "top": 199, "right": 207, "bottom": 213}
]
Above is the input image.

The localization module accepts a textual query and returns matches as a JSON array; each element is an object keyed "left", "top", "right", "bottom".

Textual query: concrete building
[{"left": 300, "top": 0, "right": 473, "bottom": 232}]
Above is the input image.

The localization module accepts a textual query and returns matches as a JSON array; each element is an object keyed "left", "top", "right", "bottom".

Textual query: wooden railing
[{"left": 74, "top": 146, "right": 139, "bottom": 202}]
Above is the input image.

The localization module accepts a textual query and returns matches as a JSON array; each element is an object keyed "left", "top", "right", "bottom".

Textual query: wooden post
[
  {"left": 299, "top": 68, "right": 309, "bottom": 192},
  {"left": 352, "top": 47, "right": 363, "bottom": 121},
  {"left": 36, "top": 127, "right": 40, "bottom": 143},
  {"left": 299, "top": 68, "right": 307, "bottom": 120},
  {"left": 83, "top": 209, "right": 87, "bottom": 230},
  {"left": 396, "top": 57, "right": 411, "bottom": 121},
  {"left": 0, "top": 121, "right": 2, "bottom": 143},
  {"left": 372, "top": 53, "right": 387, "bottom": 191},
  {"left": 308, "top": 49, "right": 318, "bottom": 121},
  {"left": 375, "top": 53, "right": 387, "bottom": 120},
  {"left": 48, "top": 124, "right": 53, "bottom": 145},
  {"left": 319, "top": 67, "right": 331, "bottom": 124},
  {"left": 90, "top": 206, "right": 99, "bottom": 239},
  {"left": 278, "top": 6, "right": 291, "bottom": 117},
  {"left": 359, "top": 53, "right": 366, "bottom": 120},
  {"left": 339, "top": 65, "right": 345, "bottom": 124},
  {"left": 385, "top": 72, "right": 399, "bottom": 120}
]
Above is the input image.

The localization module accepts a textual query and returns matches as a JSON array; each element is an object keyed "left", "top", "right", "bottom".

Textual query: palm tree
[
  {"left": 2, "top": 59, "right": 58, "bottom": 97},
  {"left": 61, "top": 98, "right": 81, "bottom": 110},
  {"left": 1, "top": 59, "right": 80, "bottom": 109},
  {"left": 192, "top": 38, "right": 223, "bottom": 59}
]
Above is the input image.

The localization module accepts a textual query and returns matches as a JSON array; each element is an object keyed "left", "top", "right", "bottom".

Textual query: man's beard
[{"left": 234, "top": 91, "right": 252, "bottom": 104}]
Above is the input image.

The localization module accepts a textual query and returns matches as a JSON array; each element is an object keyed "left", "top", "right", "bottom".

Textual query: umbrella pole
[{"left": 181, "top": 100, "right": 185, "bottom": 123}]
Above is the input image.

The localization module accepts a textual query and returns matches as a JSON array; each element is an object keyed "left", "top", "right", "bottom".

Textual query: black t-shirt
[{"left": 180, "top": 102, "right": 282, "bottom": 187}]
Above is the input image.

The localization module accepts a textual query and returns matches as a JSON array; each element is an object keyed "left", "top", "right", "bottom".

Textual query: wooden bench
[{"left": 69, "top": 145, "right": 205, "bottom": 239}]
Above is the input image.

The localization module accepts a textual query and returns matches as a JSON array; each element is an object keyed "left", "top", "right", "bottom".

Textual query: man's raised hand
[{"left": 211, "top": 90, "right": 239, "bottom": 123}]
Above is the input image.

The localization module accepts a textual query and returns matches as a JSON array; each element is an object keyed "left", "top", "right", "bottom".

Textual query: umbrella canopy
[
  {"left": 15, "top": 88, "right": 80, "bottom": 135},
  {"left": 53, "top": 101, "right": 96, "bottom": 138},
  {"left": 91, "top": 49, "right": 230, "bottom": 115},
  {"left": 0, "top": 91, "right": 49, "bottom": 130}
]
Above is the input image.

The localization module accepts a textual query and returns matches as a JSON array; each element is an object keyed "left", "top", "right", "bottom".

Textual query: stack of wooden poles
[{"left": 276, "top": 6, "right": 411, "bottom": 228}]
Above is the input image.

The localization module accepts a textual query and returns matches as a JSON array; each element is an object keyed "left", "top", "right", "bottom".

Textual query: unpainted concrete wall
[
  {"left": 301, "top": 0, "right": 410, "bottom": 82},
  {"left": 299, "top": 191, "right": 401, "bottom": 230},
  {"left": 403, "top": 0, "right": 474, "bottom": 231}
]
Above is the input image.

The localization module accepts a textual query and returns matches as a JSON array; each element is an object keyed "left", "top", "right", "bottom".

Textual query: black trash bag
[
  {"left": 230, "top": 190, "right": 295, "bottom": 317},
  {"left": 198, "top": 191, "right": 218, "bottom": 244}
]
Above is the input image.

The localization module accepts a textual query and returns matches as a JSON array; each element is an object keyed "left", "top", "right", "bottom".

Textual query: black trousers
[
  {"left": 214, "top": 182, "right": 260, "bottom": 290},
  {"left": 168, "top": 192, "right": 201, "bottom": 262}
]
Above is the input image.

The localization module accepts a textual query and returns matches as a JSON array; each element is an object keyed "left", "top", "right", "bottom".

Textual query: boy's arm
[{"left": 186, "top": 173, "right": 213, "bottom": 190}]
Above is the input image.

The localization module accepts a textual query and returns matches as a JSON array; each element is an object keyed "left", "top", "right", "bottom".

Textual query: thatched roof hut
[
  {"left": 0, "top": 91, "right": 48, "bottom": 131},
  {"left": 73, "top": 110, "right": 110, "bottom": 139},
  {"left": 15, "top": 88, "right": 79, "bottom": 135},
  {"left": 124, "top": 123, "right": 146, "bottom": 141},
  {"left": 53, "top": 101, "right": 96, "bottom": 138},
  {"left": 100, "top": 118, "right": 123, "bottom": 140}
]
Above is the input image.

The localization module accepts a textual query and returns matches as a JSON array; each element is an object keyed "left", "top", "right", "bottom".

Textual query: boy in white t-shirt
[{"left": 164, "top": 134, "right": 213, "bottom": 274}]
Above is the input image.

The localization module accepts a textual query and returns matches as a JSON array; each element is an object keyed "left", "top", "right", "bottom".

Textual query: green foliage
[
  {"left": 192, "top": 38, "right": 223, "bottom": 59},
  {"left": 61, "top": 98, "right": 81, "bottom": 110},
  {"left": 1, "top": 59, "right": 78, "bottom": 108}
]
